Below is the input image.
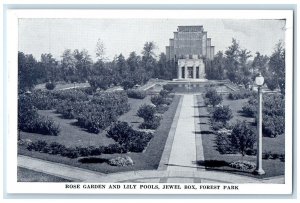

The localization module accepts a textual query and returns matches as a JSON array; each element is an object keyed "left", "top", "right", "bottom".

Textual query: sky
[{"left": 18, "top": 18, "right": 285, "bottom": 61}]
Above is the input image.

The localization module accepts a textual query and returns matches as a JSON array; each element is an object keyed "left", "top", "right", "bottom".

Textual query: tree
[
  {"left": 73, "top": 49, "right": 93, "bottom": 82},
  {"left": 229, "top": 121, "right": 256, "bottom": 156},
  {"left": 269, "top": 41, "right": 285, "bottom": 94},
  {"left": 239, "top": 49, "right": 252, "bottom": 75},
  {"left": 252, "top": 52, "right": 269, "bottom": 76},
  {"left": 127, "top": 51, "right": 141, "bottom": 72},
  {"left": 95, "top": 38, "right": 106, "bottom": 61},
  {"left": 142, "top": 41, "right": 157, "bottom": 77},
  {"left": 61, "top": 49, "right": 76, "bottom": 82},
  {"left": 225, "top": 38, "right": 240, "bottom": 83},
  {"left": 40, "top": 53, "right": 59, "bottom": 82},
  {"left": 206, "top": 51, "right": 226, "bottom": 80},
  {"left": 18, "top": 52, "right": 39, "bottom": 92}
]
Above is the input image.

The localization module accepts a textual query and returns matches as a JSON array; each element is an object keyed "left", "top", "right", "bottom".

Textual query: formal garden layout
[{"left": 17, "top": 37, "right": 286, "bottom": 182}]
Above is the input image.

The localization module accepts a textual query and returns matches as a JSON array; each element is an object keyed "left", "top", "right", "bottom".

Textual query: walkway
[
  {"left": 18, "top": 155, "right": 283, "bottom": 183},
  {"left": 167, "top": 95, "right": 197, "bottom": 171}
]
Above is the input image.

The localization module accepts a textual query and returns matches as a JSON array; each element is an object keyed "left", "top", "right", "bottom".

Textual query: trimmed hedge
[
  {"left": 126, "top": 89, "right": 146, "bottom": 99},
  {"left": 228, "top": 90, "right": 256, "bottom": 100}
]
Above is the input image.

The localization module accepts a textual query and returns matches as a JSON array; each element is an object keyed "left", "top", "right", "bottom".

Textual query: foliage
[
  {"left": 126, "top": 89, "right": 146, "bottom": 99},
  {"left": 139, "top": 116, "right": 161, "bottom": 130},
  {"left": 107, "top": 122, "right": 153, "bottom": 152},
  {"left": 205, "top": 51, "right": 226, "bottom": 80},
  {"left": 212, "top": 105, "right": 233, "bottom": 124},
  {"left": 53, "top": 89, "right": 89, "bottom": 102},
  {"left": 108, "top": 156, "right": 134, "bottom": 166},
  {"left": 159, "top": 89, "right": 169, "bottom": 98},
  {"left": 30, "top": 90, "right": 58, "bottom": 110},
  {"left": 18, "top": 52, "right": 39, "bottom": 92},
  {"left": 242, "top": 94, "right": 285, "bottom": 137},
  {"left": 121, "top": 80, "right": 135, "bottom": 90},
  {"left": 137, "top": 104, "right": 156, "bottom": 121},
  {"left": 45, "top": 82, "right": 56, "bottom": 90},
  {"left": 204, "top": 88, "right": 223, "bottom": 107},
  {"left": 229, "top": 121, "right": 256, "bottom": 156},
  {"left": 18, "top": 94, "right": 60, "bottom": 136},
  {"left": 229, "top": 161, "right": 256, "bottom": 171},
  {"left": 228, "top": 90, "right": 255, "bottom": 100},
  {"left": 150, "top": 95, "right": 165, "bottom": 106},
  {"left": 162, "top": 84, "right": 174, "bottom": 92}
]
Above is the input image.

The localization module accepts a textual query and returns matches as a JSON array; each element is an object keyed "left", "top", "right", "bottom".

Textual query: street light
[{"left": 253, "top": 73, "right": 265, "bottom": 175}]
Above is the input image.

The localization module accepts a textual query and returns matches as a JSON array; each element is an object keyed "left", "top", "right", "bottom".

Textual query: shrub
[
  {"left": 53, "top": 89, "right": 88, "bottom": 102},
  {"left": 205, "top": 88, "right": 217, "bottom": 99},
  {"left": 229, "top": 121, "right": 256, "bottom": 156},
  {"left": 75, "top": 91, "right": 130, "bottom": 133},
  {"left": 228, "top": 90, "right": 256, "bottom": 100},
  {"left": 27, "top": 140, "right": 48, "bottom": 152},
  {"left": 106, "top": 122, "right": 154, "bottom": 152},
  {"left": 103, "top": 144, "right": 127, "bottom": 154},
  {"left": 159, "top": 89, "right": 169, "bottom": 98},
  {"left": 137, "top": 104, "right": 156, "bottom": 121},
  {"left": 49, "top": 142, "right": 66, "bottom": 155},
  {"left": 126, "top": 89, "right": 146, "bottom": 99},
  {"left": 45, "top": 82, "right": 56, "bottom": 90},
  {"left": 262, "top": 115, "right": 285, "bottom": 137},
  {"left": 229, "top": 161, "right": 256, "bottom": 171},
  {"left": 156, "top": 104, "right": 169, "bottom": 114},
  {"left": 108, "top": 156, "right": 134, "bottom": 166},
  {"left": 121, "top": 80, "right": 135, "bottom": 90},
  {"left": 205, "top": 88, "right": 223, "bottom": 106},
  {"left": 151, "top": 95, "right": 165, "bottom": 106},
  {"left": 32, "top": 116, "right": 60, "bottom": 136},
  {"left": 211, "top": 120, "right": 229, "bottom": 131},
  {"left": 80, "top": 87, "right": 95, "bottom": 95},
  {"left": 18, "top": 95, "right": 60, "bottom": 136},
  {"left": 212, "top": 105, "right": 233, "bottom": 124},
  {"left": 216, "top": 131, "right": 236, "bottom": 154},
  {"left": 162, "top": 84, "right": 174, "bottom": 92},
  {"left": 60, "top": 147, "right": 79, "bottom": 159},
  {"left": 30, "top": 90, "right": 58, "bottom": 110},
  {"left": 139, "top": 116, "right": 161, "bottom": 130},
  {"left": 241, "top": 103, "right": 256, "bottom": 117}
]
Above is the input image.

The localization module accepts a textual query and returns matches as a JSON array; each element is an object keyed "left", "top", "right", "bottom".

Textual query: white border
[{"left": 5, "top": 9, "right": 294, "bottom": 195}]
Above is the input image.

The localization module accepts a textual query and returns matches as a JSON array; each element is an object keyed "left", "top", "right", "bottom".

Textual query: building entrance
[{"left": 187, "top": 67, "right": 193, "bottom": 78}]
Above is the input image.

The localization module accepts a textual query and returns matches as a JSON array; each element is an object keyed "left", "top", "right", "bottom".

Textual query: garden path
[{"left": 166, "top": 94, "right": 198, "bottom": 171}]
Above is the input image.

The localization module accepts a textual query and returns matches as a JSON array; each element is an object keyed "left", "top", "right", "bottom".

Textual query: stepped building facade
[{"left": 166, "top": 26, "right": 215, "bottom": 80}]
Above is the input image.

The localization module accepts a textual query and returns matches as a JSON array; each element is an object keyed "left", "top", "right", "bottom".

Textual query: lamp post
[{"left": 253, "top": 73, "right": 265, "bottom": 175}]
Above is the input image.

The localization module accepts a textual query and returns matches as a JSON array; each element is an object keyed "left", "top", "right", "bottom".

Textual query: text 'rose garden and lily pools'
[{"left": 18, "top": 24, "right": 285, "bottom": 183}]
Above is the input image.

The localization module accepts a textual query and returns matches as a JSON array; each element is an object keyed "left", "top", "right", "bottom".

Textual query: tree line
[
  {"left": 18, "top": 41, "right": 177, "bottom": 92},
  {"left": 205, "top": 38, "right": 285, "bottom": 94},
  {"left": 19, "top": 38, "right": 285, "bottom": 94}
]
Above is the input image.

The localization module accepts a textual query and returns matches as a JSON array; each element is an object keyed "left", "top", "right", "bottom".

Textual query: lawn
[
  {"left": 18, "top": 167, "right": 71, "bottom": 182},
  {"left": 18, "top": 94, "right": 181, "bottom": 174},
  {"left": 35, "top": 82, "right": 90, "bottom": 91},
  {"left": 196, "top": 94, "right": 285, "bottom": 179}
]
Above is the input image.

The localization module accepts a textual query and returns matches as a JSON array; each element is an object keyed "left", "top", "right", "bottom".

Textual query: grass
[
  {"left": 18, "top": 95, "right": 181, "bottom": 174},
  {"left": 196, "top": 94, "right": 285, "bottom": 178},
  {"left": 35, "top": 82, "right": 90, "bottom": 91},
  {"left": 17, "top": 167, "right": 71, "bottom": 182}
]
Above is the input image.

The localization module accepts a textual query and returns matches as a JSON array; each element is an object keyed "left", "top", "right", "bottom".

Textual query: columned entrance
[
  {"left": 177, "top": 59, "right": 205, "bottom": 80},
  {"left": 187, "top": 67, "right": 193, "bottom": 78}
]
